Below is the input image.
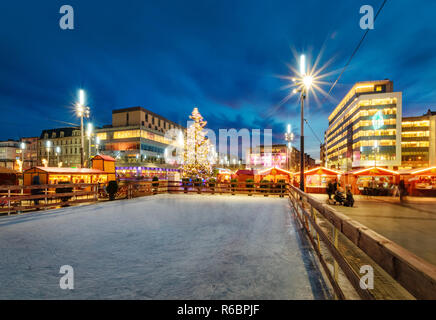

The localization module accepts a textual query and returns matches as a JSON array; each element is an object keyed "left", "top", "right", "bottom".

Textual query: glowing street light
[
  {"left": 20, "top": 142, "right": 26, "bottom": 172},
  {"left": 76, "top": 89, "right": 90, "bottom": 167},
  {"left": 46, "top": 140, "right": 52, "bottom": 166},
  {"left": 55, "top": 146, "right": 61, "bottom": 167}
]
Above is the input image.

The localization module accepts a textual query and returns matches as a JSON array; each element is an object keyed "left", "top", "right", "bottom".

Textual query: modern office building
[
  {"left": 325, "top": 80, "right": 402, "bottom": 170},
  {"left": 401, "top": 109, "right": 436, "bottom": 169},
  {"left": 96, "top": 107, "right": 185, "bottom": 164}
]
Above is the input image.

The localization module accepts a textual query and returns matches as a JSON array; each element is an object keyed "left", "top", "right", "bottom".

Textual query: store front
[
  {"left": 116, "top": 166, "right": 179, "bottom": 180},
  {"left": 23, "top": 167, "right": 108, "bottom": 185},
  {"left": 300, "top": 167, "right": 342, "bottom": 193},
  {"left": 255, "top": 167, "right": 293, "bottom": 183},
  {"left": 347, "top": 167, "right": 400, "bottom": 195},
  {"left": 400, "top": 167, "right": 436, "bottom": 196}
]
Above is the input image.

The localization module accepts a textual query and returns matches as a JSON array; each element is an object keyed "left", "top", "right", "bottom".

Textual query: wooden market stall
[
  {"left": 255, "top": 167, "right": 293, "bottom": 183},
  {"left": 23, "top": 167, "right": 109, "bottom": 185},
  {"left": 347, "top": 167, "right": 400, "bottom": 195},
  {"left": 0, "top": 167, "right": 18, "bottom": 185},
  {"left": 297, "top": 167, "right": 342, "bottom": 194},
  {"left": 399, "top": 166, "right": 436, "bottom": 196},
  {"left": 216, "top": 168, "right": 234, "bottom": 182},
  {"left": 91, "top": 155, "right": 116, "bottom": 181},
  {"left": 232, "top": 169, "right": 255, "bottom": 182}
]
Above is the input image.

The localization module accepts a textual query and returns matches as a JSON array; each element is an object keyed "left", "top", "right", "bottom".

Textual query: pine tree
[{"left": 182, "top": 108, "right": 213, "bottom": 179}]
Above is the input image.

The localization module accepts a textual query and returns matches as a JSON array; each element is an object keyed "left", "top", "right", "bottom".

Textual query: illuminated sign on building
[{"left": 372, "top": 110, "right": 384, "bottom": 130}]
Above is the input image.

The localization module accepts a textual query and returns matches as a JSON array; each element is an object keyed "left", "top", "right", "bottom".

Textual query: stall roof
[
  {"left": 304, "top": 167, "right": 342, "bottom": 176},
  {"left": 257, "top": 167, "right": 293, "bottom": 176},
  {"left": 0, "top": 167, "right": 17, "bottom": 174},
  {"left": 25, "top": 167, "right": 106, "bottom": 174},
  {"left": 399, "top": 166, "right": 436, "bottom": 176},
  {"left": 349, "top": 167, "right": 399, "bottom": 176},
  {"left": 235, "top": 169, "right": 255, "bottom": 175},
  {"left": 92, "top": 155, "right": 116, "bottom": 162}
]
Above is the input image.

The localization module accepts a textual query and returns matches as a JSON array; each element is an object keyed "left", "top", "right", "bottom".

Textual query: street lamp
[
  {"left": 76, "top": 89, "right": 90, "bottom": 168},
  {"left": 373, "top": 140, "right": 379, "bottom": 167},
  {"left": 46, "top": 140, "right": 52, "bottom": 166},
  {"left": 55, "top": 146, "right": 61, "bottom": 167},
  {"left": 95, "top": 136, "right": 100, "bottom": 155},
  {"left": 86, "top": 122, "right": 93, "bottom": 166},
  {"left": 20, "top": 142, "right": 26, "bottom": 172},
  {"left": 292, "top": 54, "right": 313, "bottom": 191}
]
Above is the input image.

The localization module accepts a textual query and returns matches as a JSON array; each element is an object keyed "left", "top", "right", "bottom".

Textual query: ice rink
[{"left": 0, "top": 194, "right": 331, "bottom": 299}]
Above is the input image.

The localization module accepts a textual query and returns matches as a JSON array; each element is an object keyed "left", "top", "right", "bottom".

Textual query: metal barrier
[{"left": 287, "top": 184, "right": 436, "bottom": 300}]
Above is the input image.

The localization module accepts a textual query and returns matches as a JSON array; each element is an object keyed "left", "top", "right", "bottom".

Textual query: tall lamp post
[
  {"left": 55, "top": 146, "right": 61, "bottom": 167},
  {"left": 292, "top": 54, "right": 313, "bottom": 191},
  {"left": 86, "top": 122, "right": 93, "bottom": 167},
  {"left": 20, "top": 142, "right": 26, "bottom": 172},
  {"left": 46, "top": 140, "right": 52, "bottom": 166},
  {"left": 76, "top": 89, "right": 90, "bottom": 168},
  {"left": 284, "top": 124, "right": 294, "bottom": 171}
]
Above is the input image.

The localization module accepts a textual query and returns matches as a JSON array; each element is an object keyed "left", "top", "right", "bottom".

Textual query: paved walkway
[
  {"left": 312, "top": 194, "right": 436, "bottom": 266},
  {"left": 0, "top": 194, "right": 331, "bottom": 299}
]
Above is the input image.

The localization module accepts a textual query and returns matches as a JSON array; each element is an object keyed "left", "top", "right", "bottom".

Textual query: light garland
[{"left": 182, "top": 107, "right": 214, "bottom": 179}]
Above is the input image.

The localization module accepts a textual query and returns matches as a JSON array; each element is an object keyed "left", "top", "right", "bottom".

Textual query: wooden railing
[
  {"left": 288, "top": 184, "right": 436, "bottom": 300},
  {"left": 0, "top": 183, "right": 99, "bottom": 215}
]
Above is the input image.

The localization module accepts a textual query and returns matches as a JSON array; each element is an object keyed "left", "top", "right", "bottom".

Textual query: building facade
[
  {"left": 325, "top": 80, "right": 402, "bottom": 170},
  {"left": 96, "top": 107, "right": 185, "bottom": 164},
  {"left": 401, "top": 109, "right": 436, "bottom": 169},
  {"left": 0, "top": 140, "right": 20, "bottom": 170},
  {"left": 247, "top": 144, "right": 315, "bottom": 171},
  {"left": 20, "top": 137, "right": 39, "bottom": 170},
  {"left": 38, "top": 127, "right": 88, "bottom": 168}
]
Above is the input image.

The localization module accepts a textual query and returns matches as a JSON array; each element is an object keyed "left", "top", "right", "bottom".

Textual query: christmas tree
[{"left": 182, "top": 107, "right": 214, "bottom": 179}]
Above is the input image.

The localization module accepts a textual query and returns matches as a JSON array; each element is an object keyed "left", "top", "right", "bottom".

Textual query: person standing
[{"left": 399, "top": 179, "right": 406, "bottom": 203}]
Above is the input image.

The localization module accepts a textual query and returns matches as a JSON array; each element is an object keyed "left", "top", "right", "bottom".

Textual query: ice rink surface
[{"left": 0, "top": 194, "right": 331, "bottom": 299}]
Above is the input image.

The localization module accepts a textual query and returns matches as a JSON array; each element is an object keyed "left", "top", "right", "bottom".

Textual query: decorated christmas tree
[{"left": 182, "top": 107, "right": 214, "bottom": 179}]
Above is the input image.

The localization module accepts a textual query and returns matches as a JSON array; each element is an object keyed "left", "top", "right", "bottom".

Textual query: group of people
[{"left": 326, "top": 179, "right": 354, "bottom": 207}]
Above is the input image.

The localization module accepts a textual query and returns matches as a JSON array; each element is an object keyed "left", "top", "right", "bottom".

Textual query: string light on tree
[{"left": 182, "top": 107, "right": 215, "bottom": 179}]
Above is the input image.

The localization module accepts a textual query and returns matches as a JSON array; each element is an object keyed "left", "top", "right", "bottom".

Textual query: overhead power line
[{"left": 323, "top": 0, "right": 388, "bottom": 101}]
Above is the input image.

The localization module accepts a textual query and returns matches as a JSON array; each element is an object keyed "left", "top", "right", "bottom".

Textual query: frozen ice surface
[{"left": 0, "top": 194, "right": 331, "bottom": 299}]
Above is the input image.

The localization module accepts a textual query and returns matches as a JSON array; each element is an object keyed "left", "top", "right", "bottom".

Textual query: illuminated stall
[
  {"left": 91, "top": 155, "right": 117, "bottom": 181},
  {"left": 216, "top": 168, "right": 233, "bottom": 182},
  {"left": 23, "top": 167, "right": 108, "bottom": 185},
  {"left": 116, "top": 166, "right": 180, "bottom": 180},
  {"left": 255, "top": 167, "right": 293, "bottom": 183},
  {"left": 232, "top": 169, "right": 255, "bottom": 182},
  {"left": 348, "top": 167, "right": 399, "bottom": 195},
  {"left": 400, "top": 167, "right": 436, "bottom": 196},
  {"left": 300, "top": 167, "right": 342, "bottom": 193}
]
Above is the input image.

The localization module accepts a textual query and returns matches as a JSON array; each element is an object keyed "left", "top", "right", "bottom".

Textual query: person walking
[
  {"left": 399, "top": 179, "right": 406, "bottom": 203},
  {"left": 327, "top": 179, "right": 333, "bottom": 200}
]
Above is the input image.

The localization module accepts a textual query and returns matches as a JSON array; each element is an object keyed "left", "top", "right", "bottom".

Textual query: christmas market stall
[
  {"left": 116, "top": 166, "right": 180, "bottom": 180},
  {"left": 23, "top": 167, "right": 109, "bottom": 185},
  {"left": 347, "top": 167, "right": 400, "bottom": 196},
  {"left": 0, "top": 167, "right": 18, "bottom": 186},
  {"left": 292, "top": 167, "right": 342, "bottom": 193},
  {"left": 255, "top": 167, "right": 293, "bottom": 183},
  {"left": 399, "top": 166, "right": 436, "bottom": 196},
  {"left": 91, "top": 155, "right": 117, "bottom": 181},
  {"left": 232, "top": 169, "right": 255, "bottom": 182},
  {"left": 216, "top": 168, "right": 233, "bottom": 182}
]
